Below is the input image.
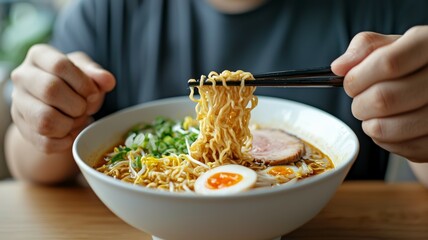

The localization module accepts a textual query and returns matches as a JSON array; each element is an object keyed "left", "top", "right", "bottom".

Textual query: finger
[
  {"left": 67, "top": 52, "right": 116, "bottom": 115},
  {"left": 345, "top": 26, "right": 428, "bottom": 97},
  {"left": 373, "top": 135, "right": 428, "bottom": 163},
  {"left": 11, "top": 102, "right": 74, "bottom": 153},
  {"left": 351, "top": 65, "right": 428, "bottom": 120},
  {"left": 84, "top": 94, "right": 107, "bottom": 116},
  {"left": 361, "top": 105, "right": 428, "bottom": 143},
  {"left": 26, "top": 44, "right": 99, "bottom": 99},
  {"left": 331, "top": 32, "right": 400, "bottom": 76},
  {"left": 70, "top": 115, "right": 92, "bottom": 134},
  {"left": 11, "top": 66, "right": 87, "bottom": 117},
  {"left": 70, "top": 116, "right": 94, "bottom": 139},
  {"left": 12, "top": 88, "right": 75, "bottom": 138},
  {"left": 67, "top": 52, "right": 116, "bottom": 93}
]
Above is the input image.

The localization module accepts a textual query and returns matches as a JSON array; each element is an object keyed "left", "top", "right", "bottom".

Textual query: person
[{"left": 4, "top": 0, "right": 428, "bottom": 186}]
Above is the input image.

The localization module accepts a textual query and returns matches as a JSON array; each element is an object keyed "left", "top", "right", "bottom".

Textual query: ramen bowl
[{"left": 73, "top": 96, "right": 359, "bottom": 240}]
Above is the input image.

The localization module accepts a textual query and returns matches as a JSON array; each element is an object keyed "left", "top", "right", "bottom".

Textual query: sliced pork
[{"left": 250, "top": 129, "right": 305, "bottom": 165}]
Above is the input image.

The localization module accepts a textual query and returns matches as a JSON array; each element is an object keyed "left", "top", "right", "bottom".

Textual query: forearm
[
  {"left": 5, "top": 124, "right": 79, "bottom": 184},
  {"left": 408, "top": 161, "right": 428, "bottom": 189}
]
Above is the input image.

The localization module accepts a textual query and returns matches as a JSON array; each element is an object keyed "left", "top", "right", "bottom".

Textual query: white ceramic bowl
[{"left": 73, "top": 96, "right": 359, "bottom": 240}]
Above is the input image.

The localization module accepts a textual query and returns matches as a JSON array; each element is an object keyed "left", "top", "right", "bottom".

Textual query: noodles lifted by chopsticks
[{"left": 189, "top": 70, "right": 258, "bottom": 167}]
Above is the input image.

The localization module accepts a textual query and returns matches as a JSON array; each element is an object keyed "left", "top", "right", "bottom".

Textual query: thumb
[
  {"left": 67, "top": 52, "right": 116, "bottom": 115},
  {"left": 82, "top": 64, "right": 116, "bottom": 93},
  {"left": 331, "top": 32, "right": 400, "bottom": 76},
  {"left": 67, "top": 52, "right": 116, "bottom": 93},
  {"left": 81, "top": 65, "right": 116, "bottom": 115}
]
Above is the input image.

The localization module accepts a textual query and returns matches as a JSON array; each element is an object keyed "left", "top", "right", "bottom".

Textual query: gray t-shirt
[{"left": 51, "top": 0, "right": 428, "bottom": 179}]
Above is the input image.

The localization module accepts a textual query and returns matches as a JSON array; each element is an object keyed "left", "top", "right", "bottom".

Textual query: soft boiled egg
[
  {"left": 264, "top": 162, "right": 312, "bottom": 179},
  {"left": 194, "top": 165, "right": 257, "bottom": 195},
  {"left": 255, "top": 164, "right": 312, "bottom": 187},
  {"left": 265, "top": 165, "right": 298, "bottom": 178}
]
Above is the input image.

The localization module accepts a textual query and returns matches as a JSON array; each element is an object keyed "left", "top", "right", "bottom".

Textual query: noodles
[
  {"left": 95, "top": 117, "right": 205, "bottom": 191},
  {"left": 94, "top": 70, "right": 334, "bottom": 193},
  {"left": 188, "top": 70, "right": 258, "bottom": 167},
  {"left": 96, "top": 71, "right": 255, "bottom": 192}
]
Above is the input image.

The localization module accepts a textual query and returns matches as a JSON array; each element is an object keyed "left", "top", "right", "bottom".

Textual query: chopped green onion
[{"left": 122, "top": 117, "right": 199, "bottom": 158}]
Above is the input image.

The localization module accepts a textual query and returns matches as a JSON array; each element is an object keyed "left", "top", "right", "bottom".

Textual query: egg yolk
[
  {"left": 206, "top": 172, "right": 243, "bottom": 189},
  {"left": 268, "top": 166, "right": 294, "bottom": 176}
]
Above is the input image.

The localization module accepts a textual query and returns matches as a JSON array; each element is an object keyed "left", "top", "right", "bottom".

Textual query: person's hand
[
  {"left": 10, "top": 44, "right": 116, "bottom": 153},
  {"left": 331, "top": 26, "right": 428, "bottom": 163}
]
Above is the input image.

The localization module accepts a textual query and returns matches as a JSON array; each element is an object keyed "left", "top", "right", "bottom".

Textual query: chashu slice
[{"left": 250, "top": 129, "right": 305, "bottom": 165}]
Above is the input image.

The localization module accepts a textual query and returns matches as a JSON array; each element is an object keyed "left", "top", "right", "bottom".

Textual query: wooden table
[{"left": 0, "top": 180, "right": 427, "bottom": 240}]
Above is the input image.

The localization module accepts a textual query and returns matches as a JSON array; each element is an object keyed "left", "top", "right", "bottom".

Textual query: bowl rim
[{"left": 73, "top": 96, "right": 359, "bottom": 200}]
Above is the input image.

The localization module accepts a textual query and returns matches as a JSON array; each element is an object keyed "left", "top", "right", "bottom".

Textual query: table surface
[{"left": 0, "top": 180, "right": 427, "bottom": 240}]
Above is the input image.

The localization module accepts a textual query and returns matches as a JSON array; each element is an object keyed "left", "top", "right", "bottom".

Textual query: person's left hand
[{"left": 331, "top": 26, "right": 428, "bottom": 163}]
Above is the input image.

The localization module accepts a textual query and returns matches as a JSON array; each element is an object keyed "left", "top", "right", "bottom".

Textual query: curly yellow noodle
[{"left": 189, "top": 70, "right": 258, "bottom": 168}]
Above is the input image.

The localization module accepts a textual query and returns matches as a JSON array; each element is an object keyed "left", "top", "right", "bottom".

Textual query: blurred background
[
  {"left": 0, "top": 0, "right": 418, "bottom": 182},
  {"left": 0, "top": 0, "right": 70, "bottom": 179}
]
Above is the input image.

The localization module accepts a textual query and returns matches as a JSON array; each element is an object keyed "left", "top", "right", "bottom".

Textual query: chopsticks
[{"left": 188, "top": 66, "right": 343, "bottom": 87}]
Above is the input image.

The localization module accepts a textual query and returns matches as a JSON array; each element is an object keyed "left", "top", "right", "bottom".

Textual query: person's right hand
[{"left": 10, "top": 44, "right": 116, "bottom": 154}]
